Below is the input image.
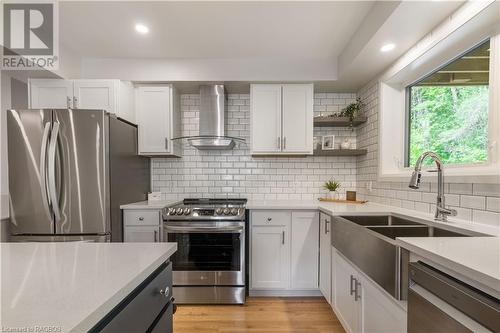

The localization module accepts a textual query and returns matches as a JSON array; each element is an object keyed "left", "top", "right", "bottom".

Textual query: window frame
[
  {"left": 404, "top": 39, "right": 491, "bottom": 168},
  {"left": 377, "top": 1, "right": 500, "bottom": 184}
]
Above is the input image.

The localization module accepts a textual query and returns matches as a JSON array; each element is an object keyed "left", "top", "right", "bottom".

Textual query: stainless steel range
[{"left": 163, "top": 198, "right": 247, "bottom": 304}]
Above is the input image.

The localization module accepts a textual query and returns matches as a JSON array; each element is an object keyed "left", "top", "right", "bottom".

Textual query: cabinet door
[
  {"left": 124, "top": 226, "right": 161, "bottom": 242},
  {"left": 334, "top": 253, "right": 360, "bottom": 333},
  {"left": 73, "top": 80, "right": 116, "bottom": 113},
  {"left": 29, "top": 79, "right": 73, "bottom": 108},
  {"left": 319, "top": 213, "right": 332, "bottom": 303},
  {"left": 251, "top": 225, "right": 289, "bottom": 289},
  {"left": 135, "top": 86, "right": 172, "bottom": 155},
  {"left": 360, "top": 275, "right": 406, "bottom": 333},
  {"left": 281, "top": 84, "right": 313, "bottom": 154},
  {"left": 290, "top": 211, "right": 319, "bottom": 290},
  {"left": 250, "top": 84, "right": 282, "bottom": 154}
]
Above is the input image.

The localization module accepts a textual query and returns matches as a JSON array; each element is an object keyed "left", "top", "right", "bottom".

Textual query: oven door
[{"left": 164, "top": 221, "right": 245, "bottom": 286}]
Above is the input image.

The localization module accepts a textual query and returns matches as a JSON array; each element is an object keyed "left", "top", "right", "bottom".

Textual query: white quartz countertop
[
  {"left": 247, "top": 200, "right": 499, "bottom": 236},
  {"left": 120, "top": 200, "right": 179, "bottom": 210},
  {"left": 397, "top": 237, "right": 500, "bottom": 297},
  {"left": 0, "top": 242, "right": 177, "bottom": 332}
]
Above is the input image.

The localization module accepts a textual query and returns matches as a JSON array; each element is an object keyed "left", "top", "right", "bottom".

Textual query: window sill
[{"left": 378, "top": 164, "right": 500, "bottom": 184}]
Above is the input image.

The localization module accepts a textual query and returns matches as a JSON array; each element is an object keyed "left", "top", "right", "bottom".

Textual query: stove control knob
[
  {"left": 223, "top": 208, "right": 230, "bottom": 215},
  {"left": 176, "top": 208, "right": 183, "bottom": 215},
  {"left": 183, "top": 208, "right": 191, "bottom": 215},
  {"left": 215, "top": 208, "right": 223, "bottom": 215},
  {"left": 167, "top": 208, "right": 175, "bottom": 215},
  {"left": 230, "top": 208, "right": 238, "bottom": 215}
]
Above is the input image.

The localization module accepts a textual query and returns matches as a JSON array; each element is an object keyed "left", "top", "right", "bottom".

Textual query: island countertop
[{"left": 0, "top": 242, "right": 177, "bottom": 332}]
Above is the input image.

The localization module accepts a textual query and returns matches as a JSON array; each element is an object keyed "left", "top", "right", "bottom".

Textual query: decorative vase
[
  {"left": 340, "top": 138, "right": 351, "bottom": 149},
  {"left": 328, "top": 191, "right": 338, "bottom": 200}
]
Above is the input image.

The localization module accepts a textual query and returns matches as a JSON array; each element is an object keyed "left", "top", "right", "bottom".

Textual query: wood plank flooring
[{"left": 173, "top": 297, "right": 346, "bottom": 333}]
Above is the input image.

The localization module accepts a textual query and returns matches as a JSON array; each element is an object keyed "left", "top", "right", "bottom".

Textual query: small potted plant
[{"left": 323, "top": 179, "right": 341, "bottom": 200}]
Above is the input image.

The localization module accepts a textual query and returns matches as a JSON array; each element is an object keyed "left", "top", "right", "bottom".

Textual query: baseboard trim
[{"left": 249, "top": 289, "right": 322, "bottom": 297}]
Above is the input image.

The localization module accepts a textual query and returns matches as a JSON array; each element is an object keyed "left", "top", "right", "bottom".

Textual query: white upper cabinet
[
  {"left": 250, "top": 84, "right": 282, "bottom": 153},
  {"left": 29, "top": 79, "right": 135, "bottom": 123},
  {"left": 135, "top": 85, "right": 181, "bottom": 156},
  {"left": 282, "top": 84, "right": 313, "bottom": 153},
  {"left": 30, "top": 79, "right": 73, "bottom": 109},
  {"left": 73, "top": 80, "right": 116, "bottom": 113},
  {"left": 250, "top": 84, "right": 313, "bottom": 155}
]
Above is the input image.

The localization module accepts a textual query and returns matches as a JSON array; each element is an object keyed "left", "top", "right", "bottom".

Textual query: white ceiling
[
  {"left": 60, "top": 1, "right": 374, "bottom": 59},
  {"left": 57, "top": 1, "right": 465, "bottom": 91}
]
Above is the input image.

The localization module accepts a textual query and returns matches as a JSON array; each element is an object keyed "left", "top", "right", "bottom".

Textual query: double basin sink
[{"left": 331, "top": 215, "right": 487, "bottom": 301}]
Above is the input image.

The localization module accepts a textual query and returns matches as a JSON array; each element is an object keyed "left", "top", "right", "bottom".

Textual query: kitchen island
[{"left": 1, "top": 242, "right": 177, "bottom": 332}]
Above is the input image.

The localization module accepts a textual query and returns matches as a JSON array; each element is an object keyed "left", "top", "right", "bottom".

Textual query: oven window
[{"left": 167, "top": 233, "right": 241, "bottom": 271}]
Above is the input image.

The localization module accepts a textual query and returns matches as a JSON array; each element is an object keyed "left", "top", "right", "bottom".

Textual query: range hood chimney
[{"left": 182, "top": 84, "right": 245, "bottom": 150}]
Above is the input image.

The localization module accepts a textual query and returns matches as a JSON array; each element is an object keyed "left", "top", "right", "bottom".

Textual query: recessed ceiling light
[
  {"left": 135, "top": 24, "right": 149, "bottom": 34},
  {"left": 380, "top": 43, "right": 395, "bottom": 52}
]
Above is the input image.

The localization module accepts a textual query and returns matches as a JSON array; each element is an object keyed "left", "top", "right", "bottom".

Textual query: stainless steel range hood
[{"left": 174, "top": 85, "right": 245, "bottom": 150}]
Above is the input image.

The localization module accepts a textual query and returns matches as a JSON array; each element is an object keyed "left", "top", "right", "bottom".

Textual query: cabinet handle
[
  {"left": 282, "top": 230, "right": 285, "bottom": 245},
  {"left": 325, "top": 220, "right": 330, "bottom": 234},
  {"left": 73, "top": 96, "right": 78, "bottom": 108},
  {"left": 350, "top": 275, "right": 356, "bottom": 295},
  {"left": 154, "top": 230, "right": 158, "bottom": 242},
  {"left": 267, "top": 217, "right": 272, "bottom": 222},
  {"left": 165, "top": 138, "right": 169, "bottom": 150},
  {"left": 138, "top": 217, "right": 144, "bottom": 221},
  {"left": 277, "top": 137, "right": 281, "bottom": 150},
  {"left": 160, "top": 286, "right": 170, "bottom": 297},
  {"left": 283, "top": 137, "right": 286, "bottom": 149},
  {"left": 67, "top": 96, "right": 72, "bottom": 108},
  {"left": 354, "top": 280, "right": 361, "bottom": 301}
]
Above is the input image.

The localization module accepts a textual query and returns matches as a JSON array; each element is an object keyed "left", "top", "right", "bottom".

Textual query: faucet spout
[{"left": 408, "top": 151, "right": 457, "bottom": 221}]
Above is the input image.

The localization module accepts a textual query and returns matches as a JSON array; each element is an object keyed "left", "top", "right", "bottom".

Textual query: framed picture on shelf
[{"left": 322, "top": 135, "right": 335, "bottom": 150}]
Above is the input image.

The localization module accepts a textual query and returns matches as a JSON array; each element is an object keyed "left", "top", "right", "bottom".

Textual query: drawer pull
[
  {"left": 138, "top": 217, "right": 144, "bottom": 221},
  {"left": 160, "top": 286, "right": 170, "bottom": 297}
]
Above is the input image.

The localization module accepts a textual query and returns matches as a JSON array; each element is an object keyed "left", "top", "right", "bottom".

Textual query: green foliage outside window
[
  {"left": 407, "top": 40, "right": 490, "bottom": 167},
  {"left": 408, "top": 86, "right": 489, "bottom": 166}
]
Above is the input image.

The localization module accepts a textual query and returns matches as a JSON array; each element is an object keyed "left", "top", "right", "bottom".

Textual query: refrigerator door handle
[
  {"left": 40, "top": 123, "right": 52, "bottom": 217},
  {"left": 48, "top": 122, "right": 61, "bottom": 222}
]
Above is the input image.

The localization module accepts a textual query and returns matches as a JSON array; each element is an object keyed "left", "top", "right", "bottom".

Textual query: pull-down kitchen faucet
[{"left": 409, "top": 151, "right": 457, "bottom": 221}]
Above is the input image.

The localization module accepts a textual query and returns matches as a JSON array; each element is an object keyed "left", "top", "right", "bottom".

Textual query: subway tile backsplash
[{"left": 151, "top": 93, "right": 358, "bottom": 201}]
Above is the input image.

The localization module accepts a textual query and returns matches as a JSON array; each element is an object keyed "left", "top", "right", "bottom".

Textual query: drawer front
[
  {"left": 150, "top": 302, "right": 173, "bottom": 333},
  {"left": 251, "top": 211, "right": 291, "bottom": 226},
  {"left": 124, "top": 210, "right": 160, "bottom": 226},
  {"left": 97, "top": 262, "right": 173, "bottom": 333}
]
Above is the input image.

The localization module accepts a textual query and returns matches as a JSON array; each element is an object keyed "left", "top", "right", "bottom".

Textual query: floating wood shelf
[
  {"left": 313, "top": 116, "right": 367, "bottom": 127},
  {"left": 313, "top": 149, "right": 367, "bottom": 156}
]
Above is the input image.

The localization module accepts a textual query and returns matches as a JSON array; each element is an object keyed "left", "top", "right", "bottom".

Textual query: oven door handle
[{"left": 164, "top": 226, "right": 244, "bottom": 233}]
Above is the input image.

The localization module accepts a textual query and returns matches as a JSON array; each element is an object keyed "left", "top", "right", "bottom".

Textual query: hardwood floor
[{"left": 173, "top": 297, "right": 346, "bottom": 333}]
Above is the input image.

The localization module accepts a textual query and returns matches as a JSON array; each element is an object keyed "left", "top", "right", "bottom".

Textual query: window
[{"left": 406, "top": 40, "right": 490, "bottom": 167}]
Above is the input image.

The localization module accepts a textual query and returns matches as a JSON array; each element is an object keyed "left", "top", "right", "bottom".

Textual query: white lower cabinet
[
  {"left": 124, "top": 225, "right": 161, "bottom": 242},
  {"left": 250, "top": 210, "right": 319, "bottom": 295},
  {"left": 290, "top": 211, "right": 319, "bottom": 290},
  {"left": 251, "top": 225, "right": 289, "bottom": 289},
  {"left": 123, "top": 209, "right": 162, "bottom": 243},
  {"left": 332, "top": 249, "right": 407, "bottom": 333},
  {"left": 319, "top": 213, "right": 332, "bottom": 304}
]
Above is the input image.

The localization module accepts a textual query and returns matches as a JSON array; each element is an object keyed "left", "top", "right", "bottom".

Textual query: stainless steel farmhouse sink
[{"left": 331, "top": 215, "right": 488, "bottom": 300}]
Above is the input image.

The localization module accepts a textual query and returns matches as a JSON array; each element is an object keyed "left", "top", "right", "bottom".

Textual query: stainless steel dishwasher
[{"left": 408, "top": 261, "right": 500, "bottom": 333}]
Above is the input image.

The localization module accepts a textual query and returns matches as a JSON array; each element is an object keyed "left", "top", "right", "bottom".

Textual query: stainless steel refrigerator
[{"left": 7, "top": 109, "right": 150, "bottom": 242}]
